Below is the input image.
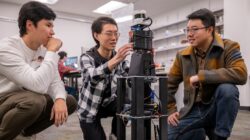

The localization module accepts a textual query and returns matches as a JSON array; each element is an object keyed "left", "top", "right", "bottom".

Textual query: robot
[
  {"left": 128, "top": 10, "right": 155, "bottom": 76},
  {"left": 116, "top": 10, "right": 168, "bottom": 140}
]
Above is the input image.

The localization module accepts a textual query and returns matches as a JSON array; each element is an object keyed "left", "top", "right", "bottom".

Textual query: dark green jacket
[{"left": 167, "top": 33, "right": 248, "bottom": 118}]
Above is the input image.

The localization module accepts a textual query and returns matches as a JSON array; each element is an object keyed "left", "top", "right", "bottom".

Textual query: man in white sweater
[{"left": 0, "top": 1, "right": 77, "bottom": 140}]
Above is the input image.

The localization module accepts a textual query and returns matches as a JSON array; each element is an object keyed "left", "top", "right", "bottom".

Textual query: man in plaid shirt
[{"left": 77, "top": 17, "right": 132, "bottom": 140}]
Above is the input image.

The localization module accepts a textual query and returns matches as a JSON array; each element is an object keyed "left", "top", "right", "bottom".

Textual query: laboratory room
[{"left": 0, "top": 0, "right": 249, "bottom": 140}]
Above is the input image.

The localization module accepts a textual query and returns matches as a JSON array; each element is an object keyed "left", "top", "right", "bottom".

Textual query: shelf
[
  {"left": 151, "top": 9, "right": 223, "bottom": 31},
  {"left": 216, "top": 22, "right": 223, "bottom": 27},
  {"left": 155, "top": 67, "right": 165, "bottom": 71},
  {"left": 151, "top": 19, "right": 187, "bottom": 31},
  {"left": 153, "top": 31, "right": 185, "bottom": 41},
  {"left": 155, "top": 44, "right": 187, "bottom": 53},
  {"left": 153, "top": 23, "right": 223, "bottom": 42},
  {"left": 152, "top": 9, "right": 223, "bottom": 55},
  {"left": 156, "top": 71, "right": 168, "bottom": 76}
]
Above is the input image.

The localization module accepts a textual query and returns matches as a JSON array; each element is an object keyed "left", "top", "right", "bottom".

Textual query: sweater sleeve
[
  {"left": 198, "top": 41, "right": 248, "bottom": 85},
  {"left": 0, "top": 47, "right": 61, "bottom": 95},
  {"left": 167, "top": 53, "right": 183, "bottom": 115},
  {"left": 47, "top": 70, "right": 67, "bottom": 101}
]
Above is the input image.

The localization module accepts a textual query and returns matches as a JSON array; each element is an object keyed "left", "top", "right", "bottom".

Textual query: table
[{"left": 63, "top": 71, "right": 81, "bottom": 99}]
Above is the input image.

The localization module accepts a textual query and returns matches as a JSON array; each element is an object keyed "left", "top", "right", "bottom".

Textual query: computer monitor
[{"left": 64, "top": 56, "right": 78, "bottom": 69}]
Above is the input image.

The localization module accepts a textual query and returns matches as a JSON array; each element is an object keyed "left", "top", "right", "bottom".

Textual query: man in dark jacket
[{"left": 167, "top": 8, "right": 247, "bottom": 140}]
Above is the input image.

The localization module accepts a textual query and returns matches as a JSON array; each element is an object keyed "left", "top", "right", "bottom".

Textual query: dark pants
[
  {"left": 0, "top": 90, "right": 77, "bottom": 140},
  {"left": 80, "top": 100, "right": 117, "bottom": 140},
  {"left": 168, "top": 84, "right": 240, "bottom": 140}
]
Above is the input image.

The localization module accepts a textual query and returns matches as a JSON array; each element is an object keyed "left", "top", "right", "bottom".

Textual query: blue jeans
[{"left": 168, "top": 84, "right": 239, "bottom": 140}]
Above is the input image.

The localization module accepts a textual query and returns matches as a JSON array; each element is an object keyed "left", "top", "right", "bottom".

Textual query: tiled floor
[
  {"left": 228, "top": 110, "right": 250, "bottom": 140},
  {"left": 36, "top": 110, "right": 250, "bottom": 140}
]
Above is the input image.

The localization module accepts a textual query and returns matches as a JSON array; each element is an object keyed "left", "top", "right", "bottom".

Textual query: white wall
[
  {"left": 0, "top": 2, "right": 95, "bottom": 58},
  {"left": 53, "top": 17, "right": 93, "bottom": 57},
  {"left": 111, "top": 3, "right": 134, "bottom": 64},
  {"left": 224, "top": 0, "right": 250, "bottom": 107},
  {"left": 112, "top": 3, "right": 133, "bottom": 48}
]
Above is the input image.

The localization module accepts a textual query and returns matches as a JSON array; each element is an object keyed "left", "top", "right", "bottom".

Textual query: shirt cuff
[
  {"left": 44, "top": 51, "right": 59, "bottom": 66},
  {"left": 103, "top": 62, "right": 112, "bottom": 74},
  {"left": 54, "top": 93, "right": 67, "bottom": 101}
]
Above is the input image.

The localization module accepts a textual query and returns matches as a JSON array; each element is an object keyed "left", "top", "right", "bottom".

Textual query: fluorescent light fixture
[
  {"left": 35, "top": 0, "right": 58, "bottom": 4},
  {"left": 93, "top": 1, "right": 128, "bottom": 15},
  {"left": 115, "top": 15, "right": 133, "bottom": 23}
]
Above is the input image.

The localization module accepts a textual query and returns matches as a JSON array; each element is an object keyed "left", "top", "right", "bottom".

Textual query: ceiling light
[
  {"left": 115, "top": 15, "right": 133, "bottom": 23},
  {"left": 35, "top": 0, "right": 58, "bottom": 5},
  {"left": 93, "top": 1, "right": 128, "bottom": 15}
]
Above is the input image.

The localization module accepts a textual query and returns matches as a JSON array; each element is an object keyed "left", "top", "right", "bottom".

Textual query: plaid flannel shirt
[{"left": 77, "top": 47, "right": 129, "bottom": 122}]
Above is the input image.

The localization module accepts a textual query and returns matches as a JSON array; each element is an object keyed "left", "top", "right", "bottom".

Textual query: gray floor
[{"left": 35, "top": 110, "right": 250, "bottom": 140}]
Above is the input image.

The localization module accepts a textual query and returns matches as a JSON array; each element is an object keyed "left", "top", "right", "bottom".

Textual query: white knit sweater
[{"left": 0, "top": 35, "right": 66, "bottom": 100}]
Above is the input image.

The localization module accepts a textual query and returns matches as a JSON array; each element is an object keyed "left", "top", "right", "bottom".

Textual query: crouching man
[{"left": 0, "top": 1, "right": 77, "bottom": 140}]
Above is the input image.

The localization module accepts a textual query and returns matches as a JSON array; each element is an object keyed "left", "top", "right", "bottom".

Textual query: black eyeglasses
[{"left": 183, "top": 26, "right": 209, "bottom": 34}]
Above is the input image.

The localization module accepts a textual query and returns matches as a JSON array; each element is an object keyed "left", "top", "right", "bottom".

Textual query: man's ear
[
  {"left": 26, "top": 20, "right": 34, "bottom": 32},
  {"left": 94, "top": 32, "right": 100, "bottom": 42},
  {"left": 94, "top": 32, "right": 99, "bottom": 40},
  {"left": 207, "top": 26, "right": 214, "bottom": 34}
]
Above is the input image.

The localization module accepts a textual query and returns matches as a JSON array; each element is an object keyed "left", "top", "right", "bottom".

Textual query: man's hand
[
  {"left": 50, "top": 98, "right": 68, "bottom": 127},
  {"left": 45, "top": 37, "right": 62, "bottom": 52},
  {"left": 190, "top": 75, "right": 199, "bottom": 88},
  {"left": 108, "top": 43, "right": 133, "bottom": 70},
  {"left": 167, "top": 112, "right": 179, "bottom": 126},
  {"left": 114, "top": 43, "right": 133, "bottom": 62}
]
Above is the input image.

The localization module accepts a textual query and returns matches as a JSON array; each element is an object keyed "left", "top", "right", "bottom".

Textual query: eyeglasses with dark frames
[{"left": 183, "top": 26, "right": 209, "bottom": 34}]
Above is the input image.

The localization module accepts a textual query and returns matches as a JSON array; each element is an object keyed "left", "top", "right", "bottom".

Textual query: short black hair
[
  {"left": 187, "top": 8, "right": 215, "bottom": 29},
  {"left": 18, "top": 1, "right": 56, "bottom": 37},
  {"left": 58, "top": 51, "right": 67, "bottom": 60},
  {"left": 91, "top": 16, "right": 118, "bottom": 46}
]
